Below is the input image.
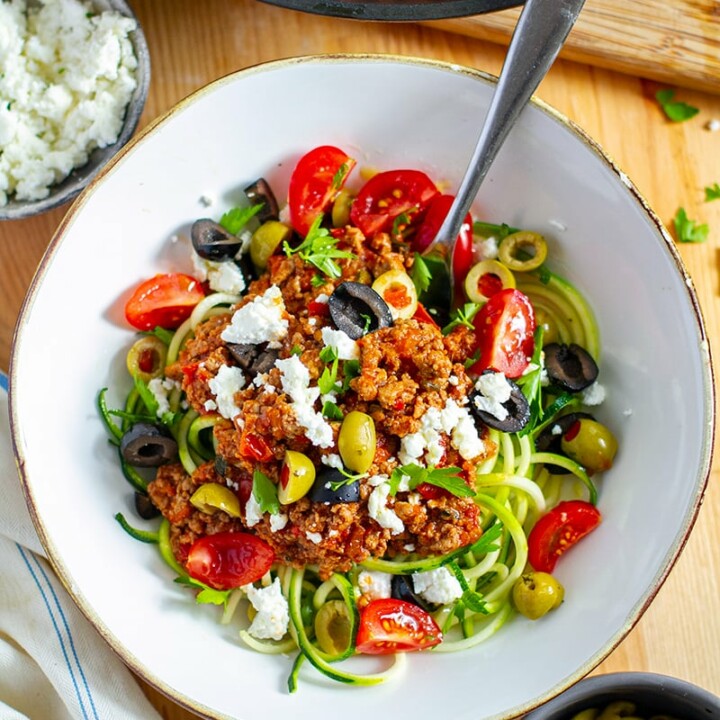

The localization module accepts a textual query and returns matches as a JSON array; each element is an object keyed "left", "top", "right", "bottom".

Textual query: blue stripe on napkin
[
  {"left": 0, "top": 372, "right": 7, "bottom": 393},
  {"left": 16, "top": 545, "right": 100, "bottom": 720}
]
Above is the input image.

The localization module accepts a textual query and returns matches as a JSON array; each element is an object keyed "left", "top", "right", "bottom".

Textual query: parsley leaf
[
  {"left": 331, "top": 162, "right": 350, "bottom": 191},
  {"left": 174, "top": 576, "right": 234, "bottom": 608},
  {"left": 468, "top": 520, "right": 503, "bottom": 556},
  {"left": 318, "top": 357, "right": 341, "bottom": 395},
  {"left": 673, "top": 207, "right": 709, "bottom": 243},
  {"left": 133, "top": 376, "right": 159, "bottom": 418},
  {"left": 322, "top": 401, "right": 344, "bottom": 420},
  {"left": 284, "top": 214, "right": 355, "bottom": 278},
  {"left": 219, "top": 203, "right": 264, "bottom": 235},
  {"left": 253, "top": 469, "right": 279, "bottom": 515},
  {"left": 655, "top": 89, "right": 699, "bottom": 123},
  {"left": 311, "top": 274, "right": 326, "bottom": 287},
  {"left": 389, "top": 463, "right": 474, "bottom": 498},
  {"left": 442, "top": 302, "right": 482, "bottom": 334},
  {"left": 319, "top": 345, "right": 339, "bottom": 363},
  {"left": 341, "top": 359, "right": 361, "bottom": 392},
  {"left": 473, "top": 221, "right": 518, "bottom": 239},
  {"left": 290, "top": 345, "right": 303, "bottom": 356},
  {"left": 410, "top": 252, "right": 433, "bottom": 296},
  {"left": 705, "top": 183, "right": 720, "bottom": 202},
  {"left": 447, "top": 561, "right": 489, "bottom": 615}
]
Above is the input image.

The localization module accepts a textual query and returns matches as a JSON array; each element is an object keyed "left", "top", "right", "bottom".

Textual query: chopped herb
[
  {"left": 473, "top": 221, "right": 518, "bottom": 240},
  {"left": 463, "top": 348, "right": 481, "bottom": 370},
  {"left": 655, "top": 89, "right": 699, "bottom": 123},
  {"left": 219, "top": 203, "right": 264, "bottom": 235},
  {"left": 319, "top": 345, "right": 339, "bottom": 363},
  {"left": 311, "top": 274, "right": 326, "bottom": 287},
  {"left": 147, "top": 326, "right": 174, "bottom": 345},
  {"left": 322, "top": 401, "right": 344, "bottom": 420},
  {"left": 516, "top": 326, "right": 544, "bottom": 436},
  {"left": 108, "top": 408, "right": 156, "bottom": 424},
  {"left": 360, "top": 313, "right": 372, "bottom": 334},
  {"left": 341, "top": 359, "right": 361, "bottom": 391},
  {"left": 328, "top": 466, "right": 367, "bottom": 491},
  {"left": 442, "top": 302, "right": 482, "bottom": 334},
  {"left": 133, "top": 376, "right": 159, "bottom": 418},
  {"left": 468, "top": 521, "right": 503, "bottom": 556},
  {"left": 447, "top": 561, "right": 488, "bottom": 615},
  {"left": 705, "top": 183, "right": 720, "bottom": 202},
  {"left": 6, "top": 101, "right": 13, "bottom": 111},
  {"left": 284, "top": 214, "right": 355, "bottom": 278},
  {"left": 331, "top": 162, "right": 350, "bottom": 191},
  {"left": 389, "top": 463, "right": 474, "bottom": 498},
  {"left": 391, "top": 209, "right": 418, "bottom": 239},
  {"left": 410, "top": 252, "right": 432, "bottom": 295},
  {"left": 673, "top": 207, "right": 709, "bottom": 243},
  {"left": 290, "top": 345, "right": 303, "bottom": 356},
  {"left": 318, "top": 357, "right": 341, "bottom": 395},
  {"left": 58, "top": 68, "right": 65, "bottom": 75},
  {"left": 174, "top": 576, "right": 233, "bottom": 608},
  {"left": 252, "top": 469, "right": 279, "bottom": 515}
]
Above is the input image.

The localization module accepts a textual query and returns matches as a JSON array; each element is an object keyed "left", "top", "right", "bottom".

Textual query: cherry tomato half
[
  {"left": 350, "top": 169, "right": 439, "bottom": 238},
  {"left": 412, "top": 302, "right": 439, "bottom": 327},
  {"left": 412, "top": 194, "right": 474, "bottom": 287},
  {"left": 355, "top": 598, "right": 443, "bottom": 655},
  {"left": 124, "top": 273, "right": 205, "bottom": 331},
  {"left": 528, "top": 500, "right": 602, "bottom": 573},
  {"left": 469, "top": 288, "right": 536, "bottom": 379},
  {"left": 288, "top": 145, "right": 356, "bottom": 237},
  {"left": 185, "top": 531, "right": 275, "bottom": 590}
]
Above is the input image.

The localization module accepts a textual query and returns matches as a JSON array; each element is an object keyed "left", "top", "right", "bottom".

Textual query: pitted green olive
[
  {"left": 314, "top": 599, "right": 352, "bottom": 657},
  {"left": 498, "top": 231, "right": 548, "bottom": 272},
  {"left": 338, "top": 411, "right": 376, "bottom": 474},
  {"left": 126, "top": 335, "right": 167, "bottom": 382},
  {"left": 512, "top": 571, "right": 564, "bottom": 620},
  {"left": 278, "top": 450, "right": 316, "bottom": 505},
  {"left": 464, "top": 259, "right": 516, "bottom": 304},
  {"left": 371, "top": 269, "right": 418, "bottom": 320},
  {"left": 561, "top": 418, "right": 618, "bottom": 473},
  {"left": 250, "top": 220, "right": 292, "bottom": 271},
  {"left": 190, "top": 483, "right": 241, "bottom": 517}
]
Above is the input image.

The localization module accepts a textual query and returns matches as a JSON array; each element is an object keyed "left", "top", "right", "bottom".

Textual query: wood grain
[
  {"left": 1, "top": 1, "right": 719, "bottom": 717},
  {"left": 428, "top": 0, "right": 720, "bottom": 95}
]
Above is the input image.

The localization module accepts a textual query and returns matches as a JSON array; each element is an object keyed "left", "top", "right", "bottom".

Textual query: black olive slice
[
  {"left": 214, "top": 454, "right": 228, "bottom": 478},
  {"left": 535, "top": 411, "right": 595, "bottom": 475},
  {"left": 191, "top": 218, "right": 243, "bottom": 261},
  {"left": 309, "top": 468, "right": 360, "bottom": 504},
  {"left": 250, "top": 348, "right": 279, "bottom": 375},
  {"left": 469, "top": 373, "right": 530, "bottom": 433},
  {"left": 120, "top": 422, "right": 178, "bottom": 467},
  {"left": 391, "top": 574, "right": 433, "bottom": 612},
  {"left": 544, "top": 343, "right": 599, "bottom": 392},
  {"left": 134, "top": 491, "right": 160, "bottom": 519},
  {"left": 328, "top": 281, "right": 393, "bottom": 340},
  {"left": 244, "top": 177, "right": 280, "bottom": 224},
  {"left": 226, "top": 343, "right": 279, "bottom": 377},
  {"left": 226, "top": 343, "right": 257, "bottom": 370}
]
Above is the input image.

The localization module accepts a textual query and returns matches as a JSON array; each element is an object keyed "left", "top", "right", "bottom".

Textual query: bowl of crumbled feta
[{"left": 0, "top": 0, "right": 150, "bottom": 220}]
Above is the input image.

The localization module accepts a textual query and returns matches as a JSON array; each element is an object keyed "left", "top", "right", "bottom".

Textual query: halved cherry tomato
[
  {"left": 469, "top": 288, "right": 536, "bottom": 379},
  {"left": 412, "top": 194, "right": 474, "bottom": 286},
  {"left": 125, "top": 273, "right": 205, "bottom": 331},
  {"left": 528, "top": 500, "right": 602, "bottom": 573},
  {"left": 288, "top": 145, "right": 356, "bottom": 237},
  {"left": 185, "top": 531, "right": 275, "bottom": 590},
  {"left": 355, "top": 598, "right": 443, "bottom": 654},
  {"left": 350, "top": 169, "right": 439, "bottom": 238}
]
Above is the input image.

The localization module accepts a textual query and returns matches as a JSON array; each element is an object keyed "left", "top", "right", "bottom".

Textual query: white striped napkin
[{"left": 0, "top": 373, "right": 161, "bottom": 720}]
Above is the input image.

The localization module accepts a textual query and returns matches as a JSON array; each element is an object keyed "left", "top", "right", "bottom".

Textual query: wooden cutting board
[{"left": 427, "top": 0, "right": 720, "bottom": 94}]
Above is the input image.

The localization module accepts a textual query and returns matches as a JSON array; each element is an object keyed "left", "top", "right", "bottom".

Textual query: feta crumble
[
  {"left": 412, "top": 567, "right": 463, "bottom": 605},
  {"left": 581, "top": 381, "right": 606, "bottom": 406},
  {"left": 244, "top": 492, "right": 263, "bottom": 528},
  {"left": 0, "top": 0, "right": 138, "bottom": 205},
  {"left": 305, "top": 531, "right": 322, "bottom": 544},
  {"left": 321, "top": 326, "right": 360, "bottom": 360},
  {"left": 358, "top": 570, "right": 393, "bottom": 601},
  {"left": 477, "top": 236, "right": 499, "bottom": 261},
  {"left": 192, "top": 252, "right": 246, "bottom": 295},
  {"left": 221, "top": 285, "right": 288, "bottom": 348},
  {"left": 269, "top": 513, "right": 288, "bottom": 533},
  {"left": 243, "top": 578, "right": 289, "bottom": 641},
  {"left": 206, "top": 364, "right": 245, "bottom": 419},
  {"left": 473, "top": 371, "right": 512, "bottom": 421},
  {"left": 321, "top": 453, "right": 344, "bottom": 470},
  {"left": 367, "top": 481, "right": 404, "bottom": 535},
  {"left": 147, "top": 377, "right": 180, "bottom": 418}
]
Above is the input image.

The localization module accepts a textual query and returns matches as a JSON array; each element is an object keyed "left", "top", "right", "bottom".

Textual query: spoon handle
[{"left": 426, "top": 0, "right": 586, "bottom": 263}]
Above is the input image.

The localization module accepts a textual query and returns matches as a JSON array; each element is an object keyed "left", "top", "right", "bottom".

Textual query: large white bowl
[{"left": 9, "top": 56, "right": 714, "bottom": 720}]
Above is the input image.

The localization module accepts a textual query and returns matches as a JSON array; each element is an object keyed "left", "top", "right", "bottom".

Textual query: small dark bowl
[
  {"left": 524, "top": 673, "right": 720, "bottom": 720},
  {"left": 258, "top": 0, "right": 524, "bottom": 21},
  {"left": 0, "top": 0, "right": 150, "bottom": 221}
]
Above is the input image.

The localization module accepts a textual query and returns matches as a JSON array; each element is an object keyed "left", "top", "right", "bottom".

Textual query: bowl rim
[
  {"left": 8, "top": 53, "right": 717, "bottom": 719},
  {"left": 0, "top": 0, "right": 151, "bottom": 221}
]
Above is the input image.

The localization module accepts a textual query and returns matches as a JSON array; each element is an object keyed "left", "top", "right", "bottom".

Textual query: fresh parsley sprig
[
  {"left": 473, "top": 221, "right": 519, "bottom": 239},
  {"left": 328, "top": 466, "right": 368, "bottom": 491},
  {"left": 174, "top": 576, "right": 234, "bottom": 608},
  {"left": 410, "top": 252, "right": 432, "bottom": 296},
  {"left": 219, "top": 203, "right": 264, "bottom": 235},
  {"left": 705, "top": 183, "right": 720, "bottom": 202},
  {"left": 442, "top": 302, "right": 482, "bottom": 334},
  {"left": 655, "top": 89, "right": 699, "bottom": 123},
  {"left": 674, "top": 207, "right": 709, "bottom": 243},
  {"left": 284, "top": 214, "right": 355, "bottom": 278},
  {"left": 253, "top": 469, "right": 279, "bottom": 515},
  {"left": 389, "top": 463, "right": 474, "bottom": 498}
]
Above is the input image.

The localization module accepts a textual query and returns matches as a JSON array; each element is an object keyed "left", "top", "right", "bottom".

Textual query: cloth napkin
[{"left": 0, "top": 372, "right": 162, "bottom": 720}]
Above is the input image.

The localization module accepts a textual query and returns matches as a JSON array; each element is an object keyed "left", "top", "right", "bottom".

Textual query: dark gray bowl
[
  {"left": 524, "top": 673, "right": 720, "bottom": 720},
  {"left": 0, "top": 0, "right": 150, "bottom": 221}
]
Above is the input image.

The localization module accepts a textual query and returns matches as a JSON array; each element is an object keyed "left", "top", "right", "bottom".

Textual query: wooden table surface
[{"left": 2, "top": 1, "right": 719, "bottom": 717}]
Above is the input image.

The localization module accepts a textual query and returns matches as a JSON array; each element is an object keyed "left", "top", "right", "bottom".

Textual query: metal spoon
[{"left": 422, "top": 0, "right": 586, "bottom": 290}]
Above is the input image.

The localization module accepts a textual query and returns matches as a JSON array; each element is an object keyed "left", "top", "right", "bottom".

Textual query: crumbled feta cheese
[
  {"left": 314, "top": 293, "right": 329, "bottom": 304},
  {"left": 0, "top": 0, "right": 138, "bottom": 205},
  {"left": 207, "top": 364, "right": 245, "bottom": 419},
  {"left": 192, "top": 252, "right": 246, "bottom": 295},
  {"left": 473, "top": 371, "right": 512, "bottom": 421},
  {"left": 244, "top": 493, "right": 263, "bottom": 528},
  {"left": 581, "top": 382, "right": 606, "bottom": 406},
  {"left": 147, "top": 377, "right": 180, "bottom": 418},
  {"left": 403, "top": 544, "right": 415, "bottom": 552},
  {"left": 367, "top": 482, "right": 404, "bottom": 535},
  {"left": 412, "top": 567, "right": 463, "bottom": 605},
  {"left": 270, "top": 513, "right": 288, "bottom": 533},
  {"left": 243, "top": 578, "right": 289, "bottom": 641},
  {"left": 551, "top": 423, "right": 563, "bottom": 436},
  {"left": 275, "top": 355, "right": 334, "bottom": 448},
  {"left": 305, "top": 531, "right": 322, "bottom": 544},
  {"left": 321, "top": 453, "right": 344, "bottom": 470},
  {"left": 477, "top": 236, "right": 499, "bottom": 260},
  {"left": 358, "top": 570, "right": 392, "bottom": 601},
  {"left": 321, "top": 326, "right": 360, "bottom": 360},
  {"left": 448, "top": 374, "right": 459, "bottom": 386},
  {"left": 221, "top": 285, "right": 288, "bottom": 347}
]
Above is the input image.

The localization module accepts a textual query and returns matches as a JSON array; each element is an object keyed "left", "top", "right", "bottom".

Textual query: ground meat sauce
[{"left": 150, "top": 226, "right": 496, "bottom": 579}]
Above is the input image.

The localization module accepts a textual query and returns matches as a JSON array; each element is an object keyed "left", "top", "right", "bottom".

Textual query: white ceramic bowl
[{"left": 9, "top": 56, "right": 714, "bottom": 720}]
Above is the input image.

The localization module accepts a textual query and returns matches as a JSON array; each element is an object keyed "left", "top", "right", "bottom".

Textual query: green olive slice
[
  {"left": 126, "top": 335, "right": 167, "bottom": 382},
  {"left": 314, "top": 599, "right": 352, "bottom": 657},
  {"left": 498, "top": 231, "right": 548, "bottom": 272},
  {"left": 371, "top": 269, "right": 418, "bottom": 320},
  {"left": 464, "top": 259, "right": 516, "bottom": 304},
  {"left": 250, "top": 220, "right": 292, "bottom": 271}
]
